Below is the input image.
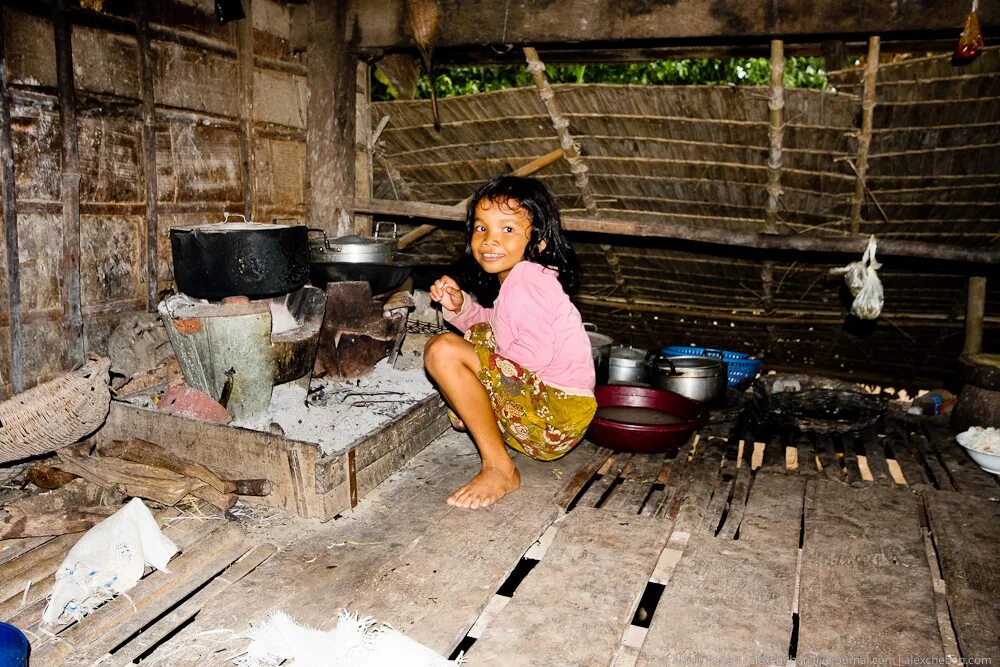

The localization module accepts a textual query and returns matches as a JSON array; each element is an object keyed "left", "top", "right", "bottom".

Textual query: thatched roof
[{"left": 370, "top": 48, "right": 999, "bottom": 387}]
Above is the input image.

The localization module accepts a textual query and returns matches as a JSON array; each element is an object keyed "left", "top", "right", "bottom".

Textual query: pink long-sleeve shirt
[{"left": 443, "top": 261, "right": 596, "bottom": 395}]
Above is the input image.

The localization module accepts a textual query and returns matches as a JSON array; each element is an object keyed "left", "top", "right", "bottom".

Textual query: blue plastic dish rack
[{"left": 660, "top": 345, "right": 763, "bottom": 387}]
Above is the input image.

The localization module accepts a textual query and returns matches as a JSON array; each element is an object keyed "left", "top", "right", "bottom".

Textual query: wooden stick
[
  {"left": 354, "top": 196, "right": 1000, "bottom": 264},
  {"left": 850, "top": 36, "right": 880, "bottom": 234},
  {"left": 396, "top": 147, "right": 564, "bottom": 249},
  {"left": 963, "top": 276, "right": 987, "bottom": 356},
  {"left": 523, "top": 46, "right": 598, "bottom": 216}
]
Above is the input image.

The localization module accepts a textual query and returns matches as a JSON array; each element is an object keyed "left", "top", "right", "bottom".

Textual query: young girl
[{"left": 424, "top": 176, "right": 597, "bottom": 509}]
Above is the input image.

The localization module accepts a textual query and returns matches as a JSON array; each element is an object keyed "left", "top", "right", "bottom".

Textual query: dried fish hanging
[
  {"left": 406, "top": 0, "right": 442, "bottom": 130},
  {"left": 954, "top": 0, "right": 985, "bottom": 64}
]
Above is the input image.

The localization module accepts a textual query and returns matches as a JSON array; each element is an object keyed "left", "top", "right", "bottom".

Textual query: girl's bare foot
[{"left": 447, "top": 464, "right": 521, "bottom": 509}]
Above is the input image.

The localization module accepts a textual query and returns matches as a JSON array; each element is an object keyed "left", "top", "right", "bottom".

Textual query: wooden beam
[
  {"left": 135, "top": 0, "right": 159, "bottom": 312},
  {"left": 0, "top": 8, "right": 21, "bottom": 395},
  {"left": 574, "top": 293, "right": 1000, "bottom": 326},
  {"left": 346, "top": 0, "right": 994, "bottom": 51},
  {"left": 53, "top": 0, "right": 85, "bottom": 367},
  {"left": 850, "top": 36, "right": 880, "bottom": 234},
  {"left": 355, "top": 61, "right": 373, "bottom": 236},
  {"left": 238, "top": 0, "right": 256, "bottom": 221},
  {"left": 307, "top": 1, "right": 356, "bottom": 236},
  {"left": 353, "top": 197, "right": 1000, "bottom": 264},
  {"left": 963, "top": 276, "right": 987, "bottom": 356}
]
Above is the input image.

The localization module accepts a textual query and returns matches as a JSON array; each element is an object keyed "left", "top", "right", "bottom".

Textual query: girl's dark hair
[{"left": 461, "top": 176, "right": 580, "bottom": 298}]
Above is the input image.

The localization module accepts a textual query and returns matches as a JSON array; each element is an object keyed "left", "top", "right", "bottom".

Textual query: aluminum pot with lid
[
  {"left": 584, "top": 323, "right": 613, "bottom": 383},
  {"left": 608, "top": 345, "right": 651, "bottom": 385},
  {"left": 309, "top": 221, "right": 398, "bottom": 264},
  {"left": 310, "top": 222, "right": 415, "bottom": 294},
  {"left": 170, "top": 213, "right": 309, "bottom": 300},
  {"left": 651, "top": 355, "right": 728, "bottom": 405}
]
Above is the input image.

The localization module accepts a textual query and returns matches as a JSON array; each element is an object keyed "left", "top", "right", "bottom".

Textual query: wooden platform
[
  {"left": 96, "top": 393, "right": 449, "bottom": 520},
  {"left": 6, "top": 405, "right": 995, "bottom": 666},
  {"left": 100, "top": 407, "right": 997, "bottom": 667}
]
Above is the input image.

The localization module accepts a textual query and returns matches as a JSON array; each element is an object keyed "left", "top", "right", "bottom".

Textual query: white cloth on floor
[
  {"left": 43, "top": 497, "right": 179, "bottom": 625},
  {"left": 237, "top": 610, "right": 463, "bottom": 667}
]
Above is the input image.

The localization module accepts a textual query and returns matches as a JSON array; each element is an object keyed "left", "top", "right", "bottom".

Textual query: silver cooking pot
[
  {"left": 650, "top": 355, "right": 728, "bottom": 405},
  {"left": 608, "top": 345, "right": 651, "bottom": 385},
  {"left": 584, "top": 323, "right": 613, "bottom": 381},
  {"left": 310, "top": 222, "right": 412, "bottom": 294}
]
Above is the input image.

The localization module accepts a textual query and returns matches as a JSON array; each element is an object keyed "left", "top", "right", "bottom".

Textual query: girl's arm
[{"left": 442, "top": 291, "right": 491, "bottom": 332}]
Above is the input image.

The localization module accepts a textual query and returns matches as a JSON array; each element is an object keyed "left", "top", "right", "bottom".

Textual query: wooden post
[
  {"left": 963, "top": 277, "right": 986, "bottom": 356},
  {"left": 765, "top": 39, "right": 784, "bottom": 233},
  {"left": 763, "top": 39, "right": 784, "bottom": 355},
  {"left": 0, "top": 8, "right": 21, "bottom": 395},
  {"left": 355, "top": 61, "right": 373, "bottom": 237},
  {"left": 135, "top": 0, "right": 160, "bottom": 311},
  {"left": 850, "top": 36, "right": 880, "bottom": 235},
  {"left": 307, "top": 0, "right": 356, "bottom": 237},
  {"left": 523, "top": 46, "right": 598, "bottom": 216},
  {"left": 54, "top": 0, "right": 85, "bottom": 367},
  {"left": 237, "top": 0, "right": 256, "bottom": 221},
  {"left": 821, "top": 40, "right": 848, "bottom": 72}
]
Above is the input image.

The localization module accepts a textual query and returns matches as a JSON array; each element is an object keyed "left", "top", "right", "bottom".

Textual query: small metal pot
[
  {"left": 608, "top": 345, "right": 651, "bottom": 385},
  {"left": 650, "top": 355, "right": 728, "bottom": 405},
  {"left": 584, "top": 323, "right": 613, "bottom": 382}
]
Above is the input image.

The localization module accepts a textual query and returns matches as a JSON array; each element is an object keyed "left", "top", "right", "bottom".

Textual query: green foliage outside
[{"left": 372, "top": 57, "right": 829, "bottom": 101}]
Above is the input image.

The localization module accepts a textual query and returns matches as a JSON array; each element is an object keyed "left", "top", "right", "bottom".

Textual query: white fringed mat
[{"left": 236, "top": 610, "right": 464, "bottom": 667}]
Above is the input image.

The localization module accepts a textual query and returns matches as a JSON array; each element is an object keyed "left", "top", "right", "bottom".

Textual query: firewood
[
  {"left": 189, "top": 483, "right": 238, "bottom": 511},
  {"left": 231, "top": 478, "right": 272, "bottom": 496},
  {"left": 27, "top": 465, "right": 78, "bottom": 490},
  {"left": 55, "top": 445, "right": 196, "bottom": 506},
  {"left": 100, "top": 438, "right": 272, "bottom": 497},
  {"left": 0, "top": 506, "right": 118, "bottom": 539}
]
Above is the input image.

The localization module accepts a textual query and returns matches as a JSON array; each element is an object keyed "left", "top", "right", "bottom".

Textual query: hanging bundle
[
  {"left": 954, "top": 0, "right": 985, "bottom": 64},
  {"left": 830, "top": 235, "right": 884, "bottom": 320},
  {"left": 406, "top": 0, "right": 442, "bottom": 130}
]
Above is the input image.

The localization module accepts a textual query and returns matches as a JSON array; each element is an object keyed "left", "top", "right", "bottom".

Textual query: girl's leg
[{"left": 424, "top": 333, "right": 520, "bottom": 508}]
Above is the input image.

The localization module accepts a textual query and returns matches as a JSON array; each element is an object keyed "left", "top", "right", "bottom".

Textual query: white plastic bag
[
  {"left": 831, "top": 235, "right": 884, "bottom": 320},
  {"left": 43, "top": 497, "right": 178, "bottom": 625}
]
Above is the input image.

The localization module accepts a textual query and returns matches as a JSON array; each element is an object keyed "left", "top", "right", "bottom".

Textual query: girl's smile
[{"left": 471, "top": 197, "right": 538, "bottom": 282}]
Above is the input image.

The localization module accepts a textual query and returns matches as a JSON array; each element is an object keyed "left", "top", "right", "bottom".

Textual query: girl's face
[{"left": 471, "top": 197, "right": 542, "bottom": 283}]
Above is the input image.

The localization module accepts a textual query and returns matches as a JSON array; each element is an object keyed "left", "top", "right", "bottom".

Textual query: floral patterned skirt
[{"left": 449, "top": 323, "right": 597, "bottom": 461}]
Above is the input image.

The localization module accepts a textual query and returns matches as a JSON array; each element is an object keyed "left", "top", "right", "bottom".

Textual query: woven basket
[
  {"left": 767, "top": 388, "right": 885, "bottom": 434},
  {"left": 0, "top": 356, "right": 111, "bottom": 463}
]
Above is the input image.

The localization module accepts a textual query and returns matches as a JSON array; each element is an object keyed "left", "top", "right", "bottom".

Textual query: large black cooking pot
[{"left": 170, "top": 215, "right": 309, "bottom": 299}]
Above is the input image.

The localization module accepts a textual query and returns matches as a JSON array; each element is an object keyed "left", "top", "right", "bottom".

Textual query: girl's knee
[{"left": 424, "top": 333, "right": 461, "bottom": 368}]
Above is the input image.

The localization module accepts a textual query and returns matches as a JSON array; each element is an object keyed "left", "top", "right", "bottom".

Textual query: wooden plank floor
[{"left": 129, "top": 410, "right": 999, "bottom": 666}]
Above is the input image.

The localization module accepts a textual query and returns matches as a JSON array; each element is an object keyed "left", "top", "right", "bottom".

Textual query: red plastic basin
[{"left": 585, "top": 384, "right": 708, "bottom": 454}]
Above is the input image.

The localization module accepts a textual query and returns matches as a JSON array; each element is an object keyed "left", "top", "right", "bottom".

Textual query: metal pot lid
[
  {"left": 610, "top": 346, "right": 649, "bottom": 367},
  {"left": 653, "top": 355, "right": 726, "bottom": 378},
  {"left": 587, "top": 331, "right": 614, "bottom": 348},
  {"left": 173, "top": 212, "right": 287, "bottom": 233}
]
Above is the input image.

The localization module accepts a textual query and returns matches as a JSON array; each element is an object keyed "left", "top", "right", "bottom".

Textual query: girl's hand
[{"left": 430, "top": 275, "right": 464, "bottom": 313}]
